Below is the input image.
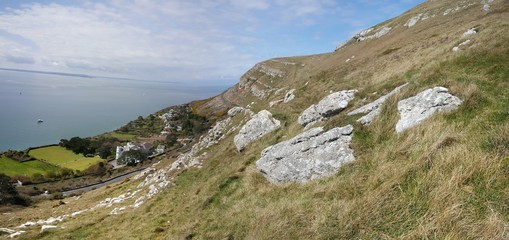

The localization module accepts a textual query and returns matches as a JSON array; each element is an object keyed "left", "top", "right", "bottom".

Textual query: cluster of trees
[
  {"left": 117, "top": 114, "right": 163, "bottom": 136},
  {"left": 181, "top": 112, "right": 210, "bottom": 136},
  {"left": 60, "top": 136, "right": 120, "bottom": 159},
  {"left": 0, "top": 173, "right": 29, "bottom": 206},
  {"left": 162, "top": 108, "right": 211, "bottom": 148}
]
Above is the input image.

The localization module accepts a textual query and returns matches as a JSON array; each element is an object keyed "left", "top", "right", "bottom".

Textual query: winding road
[{"left": 62, "top": 167, "right": 147, "bottom": 196}]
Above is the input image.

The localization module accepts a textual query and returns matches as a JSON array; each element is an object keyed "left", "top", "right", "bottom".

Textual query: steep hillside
[{"left": 2, "top": 0, "right": 509, "bottom": 239}]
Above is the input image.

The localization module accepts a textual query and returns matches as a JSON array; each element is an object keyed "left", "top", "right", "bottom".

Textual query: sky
[{"left": 0, "top": 0, "right": 424, "bottom": 86}]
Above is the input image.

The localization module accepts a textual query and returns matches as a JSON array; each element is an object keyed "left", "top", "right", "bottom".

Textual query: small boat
[{"left": 37, "top": 119, "right": 44, "bottom": 123}]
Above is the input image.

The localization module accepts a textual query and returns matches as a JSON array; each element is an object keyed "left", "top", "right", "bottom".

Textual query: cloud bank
[{"left": 0, "top": 0, "right": 423, "bottom": 85}]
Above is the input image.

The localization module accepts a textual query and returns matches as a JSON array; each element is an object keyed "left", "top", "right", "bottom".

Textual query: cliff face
[{"left": 3, "top": 0, "right": 509, "bottom": 239}]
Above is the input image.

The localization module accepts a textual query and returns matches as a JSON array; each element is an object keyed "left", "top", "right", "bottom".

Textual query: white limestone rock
[
  {"left": 482, "top": 0, "right": 494, "bottom": 11},
  {"left": 256, "top": 125, "right": 355, "bottom": 184},
  {"left": 283, "top": 89, "right": 296, "bottom": 103},
  {"left": 354, "top": 26, "right": 391, "bottom": 42},
  {"left": 405, "top": 13, "right": 423, "bottom": 27},
  {"left": 396, "top": 87, "right": 461, "bottom": 133},
  {"left": 462, "top": 28, "right": 477, "bottom": 37},
  {"left": 255, "top": 63, "right": 285, "bottom": 77},
  {"left": 348, "top": 83, "right": 408, "bottom": 125},
  {"left": 234, "top": 110, "right": 281, "bottom": 151},
  {"left": 269, "top": 99, "right": 283, "bottom": 107},
  {"left": 40, "top": 225, "right": 58, "bottom": 233},
  {"left": 452, "top": 40, "right": 472, "bottom": 52},
  {"left": 298, "top": 90, "right": 357, "bottom": 127},
  {"left": 227, "top": 106, "right": 245, "bottom": 117},
  {"left": 1, "top": 228, "right": 25, "bottom": 238}
]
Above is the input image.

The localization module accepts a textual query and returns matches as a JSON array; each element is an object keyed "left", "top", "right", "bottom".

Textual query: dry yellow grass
[{"left": 3, "top": 1, "right": 509, "bottom": 239}]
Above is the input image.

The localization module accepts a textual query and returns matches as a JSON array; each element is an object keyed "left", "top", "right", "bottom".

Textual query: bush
[{"left": 0, "top": 173, "right": 29, "bottom": 206}]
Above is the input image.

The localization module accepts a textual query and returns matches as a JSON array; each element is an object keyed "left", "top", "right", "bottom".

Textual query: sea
[{"left": 0, "top": 70, "right": 228, "bottom": 151}]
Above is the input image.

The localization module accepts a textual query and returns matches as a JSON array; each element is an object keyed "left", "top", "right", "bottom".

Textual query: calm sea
[{"left": 0, "top": 70, "right": 227, "bottom": 151}]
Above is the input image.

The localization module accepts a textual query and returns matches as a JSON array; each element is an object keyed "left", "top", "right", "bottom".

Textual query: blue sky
[{"left": 0, "top": 0, "right": 424, "bottom": 85}]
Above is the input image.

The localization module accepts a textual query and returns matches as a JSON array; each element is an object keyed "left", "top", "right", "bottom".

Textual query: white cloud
[{"left": 0, "top": 0, "right": 424, "bottom": 84}]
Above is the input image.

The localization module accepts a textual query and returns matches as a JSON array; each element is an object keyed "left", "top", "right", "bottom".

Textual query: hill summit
[{"left": 2, "top": 0, "right": 509, "bottom": 239}]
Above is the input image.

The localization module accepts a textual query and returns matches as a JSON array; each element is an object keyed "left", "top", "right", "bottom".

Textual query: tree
[
  {"left": 0, "top": 173, "right": 28, "bottom": 206},
  {"left": 166, "top": 134, "right": 178, "bottom": 147}
]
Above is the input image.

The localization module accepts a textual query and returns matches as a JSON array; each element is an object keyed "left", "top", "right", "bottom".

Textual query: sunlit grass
[
  {"left": 0, "top": 156, "right": 58, "bottom": 177},
  {"left": 28, "top": 146, "right": 104, "bottom": 171}
]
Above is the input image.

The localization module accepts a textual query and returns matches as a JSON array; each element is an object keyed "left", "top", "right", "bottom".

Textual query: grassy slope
[
  {"left": 28, "top": 146, "right": 103, "bottom": 171},
  {"left": 9, "top": 0, "right": 509, "bottom": 239},
  {"left": 0, "top": 156, "right": 59, "bottom": 177}
]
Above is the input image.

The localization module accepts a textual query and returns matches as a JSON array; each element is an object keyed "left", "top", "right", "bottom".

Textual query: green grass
[
  {"left": 0, "top": 156, "right": 59, "bottom": 177},
  {"left": 29, "top": 146, "right": 83, "bottom": 164},
  {"left": 99, "top": 132, "right": 136, "bottom": 141},
  {"left": 60, "top": 156, "right": 104, "bottom": 171},
  {"left": 29, "top": 146, "right": 104, "bottom": 171}
]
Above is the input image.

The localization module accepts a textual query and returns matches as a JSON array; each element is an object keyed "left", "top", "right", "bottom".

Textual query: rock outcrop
[
  {"left": 354, "top": 26, "right": 391, "bottom": 42},
  {"left": 298, "top": 90, "right": 357, "bottom": 127},
  {"left": 283, "top": 89, "right": 296, "bottom": 103},
  {"left": 396, "top": 87, "right": 461, "bottom": 133},
  {"left": 254, "top": 63, "right": 285, "bottom": 77},
  {"left": 348, "top": 83, "right": 407, "bottom": 125},
  {"left": 234, "top": 110, "right": 281, "bottom": 151},
  {"left": 256, "top": 125, "right": 355, "bottom": 184}
]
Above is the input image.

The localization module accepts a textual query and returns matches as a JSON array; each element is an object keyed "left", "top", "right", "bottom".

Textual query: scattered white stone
[
  {"left": 269, "top": 99, "right": 284, "bottom": 107},
  {"left": 348, "top": 83, "right": 408, "bottom": 125},
  {"left": 283, "top": 89, "right": 296, "bottom": 103},
  {"left": 274, "top": 87, "right": 287, "bottom": 96},
  {"left": 9, "top": 231, "right": 25, "bottom": 238},
  {"left": 462, "top": 28, "right": 477, "bottom": 37},
  {"left": 17, "top": 222, "right": 37, "bottom": 228},
  {"left": 0, "top": 228, "right": 25, "bottom": 238},
  {"left": 71, "top": 211, "right": 84, "bottom": 217},
  {"left": 354, "top": 26, "right": 391, "bottom": 42},
  {"left": 405, "top": 13, "right": 423, "bottom": 27},
  {"left": 133, "top": 167, "right": 155, "bottom": 180},
  {"left": 374, "top": 27, "right": 392, "bottom": 38},
  {"left": 256, "top": 125, "right": 355, "bottom": 183},
  {"left": 396, "top": 87, "right": 461, "bottom": 133},
  {"left": 345, "top": 55, "right": 355, "bottom": 63},
  {"left": 40, "top": 225, "right": 57, "bottom": 233},
  {"left": 234, "top": 110, "right": 281, "bottom": 151},
  {"left": 110, "top": 207, "right": 127, "bottom": 215},
  {"left": 298, "top": 90, "right": 357, "bottom": 127},
  {"left": 133, "top": 197, "right": 145, "bottom": 208},
  {"left": 459, "top": 40, "right": 472, "bottom": 46},
  {"left": 1, "top": 228, "right": 25, "bottom": 238},
  {"left": 452, "top": 40, "right": 472, "bottom": 52},
  {"left": 482, "top": 0, "right": 494, "bottom": 11}
]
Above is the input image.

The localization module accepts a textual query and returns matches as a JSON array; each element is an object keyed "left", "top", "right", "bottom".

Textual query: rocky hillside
[{"left": 2, "top": 0, "right": 509, "bottom": 239}]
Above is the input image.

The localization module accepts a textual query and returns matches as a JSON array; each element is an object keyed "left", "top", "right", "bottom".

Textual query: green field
[
  {"left": 100, "top": 132, "right": 136, "bottom": 141},
  {"left": 28, "top": 146, "right": 103, "bottom": 171},
  {"left": 0, "top": 156, "right": 59, "bottom": 177},
  {"left": 60, "top": 156, "right": 104, "bottom": 171}
]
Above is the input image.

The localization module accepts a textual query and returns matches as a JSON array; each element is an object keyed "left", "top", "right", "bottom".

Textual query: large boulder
[
  {"left": 298, "top": 90, "right": 357, "bottom": 127},
  {"left": 348, "top": 83, "right": 407, "bottom": 125},
  {"left": 256, "top": 125, "right": 354, "bottom": 184},
  {"left": 234, "top": 110, "right": 281, "bottom": 151},
  {"left": 396, "top": 87, "right": 461, "bottom": 133}
]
